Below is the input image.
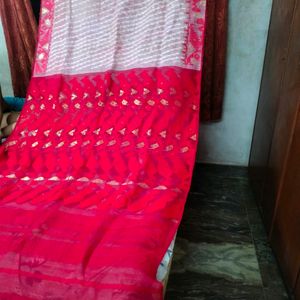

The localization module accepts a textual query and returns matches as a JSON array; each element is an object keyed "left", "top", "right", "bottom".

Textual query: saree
[{"left": 0, "top": 0, "right": 206, "bottom": 299}]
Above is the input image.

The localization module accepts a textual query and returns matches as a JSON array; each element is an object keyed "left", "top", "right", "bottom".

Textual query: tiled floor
[{"left": 166, "top": 164, "right": 289, "bottom": 300}]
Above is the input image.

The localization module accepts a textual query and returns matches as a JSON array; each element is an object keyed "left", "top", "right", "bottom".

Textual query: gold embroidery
[
  {"left": 95, "top": 140, "right": 104, "bottom": 146},
  {"left": 69, "top": 141, "right": 78, "bottom": 147},
  {"left": 131, "top": 88, "right": 138, "bottom": 95},
  {"left": 160, "top": 99, "right": 168, "bottom": 106},
  {"left": 150, "top": 143, "right": 159, "bottom": 149},
  {"left": 181, "top": 146, "right": 189, "bottom": 153},
  {"left": 56, "top": 130, "right": 63, "bottom": 137},
  {"left": 108, "top": 140, "right": 116, "bottom": 146},
  {"left": 132, "top": 129, "right": 139, "bottom": 136},
  {"left": 165, "top": 145, "right": 174, "bottom": 151},
  {"left": 160, "top": 131, "right": 167, "bottom": 138},
  {"left": 157, "top": 88, "right": 163, "bottom": 95},
  {"left": 68, "top": 129, "right": 76, "bottom": 136},
  {"left": 81, "top": 129, "right": 88, "bottom": 135},
  {"left": 143, "top": 88, "right": 150, "bottom": 95},
  {"left": 56, "top": 142, "right": 64, "bottom": 148},
  {"left": 190, "top": 134, "right": 197, "bottom": 141},
  {"left": 134, "top": 99, "right": 142, "bottom": 106},
  {"left": 43, "top": 142, "right": 52, "bottom": 148},
  {"left": 106, "top": 128, "right": 113, "bottom": 135},
  {"left": 93, "top": 128, "right": 101, "bottom": 135}
]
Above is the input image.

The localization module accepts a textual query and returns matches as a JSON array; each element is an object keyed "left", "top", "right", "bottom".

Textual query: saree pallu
[{"left": 0, "top": 1, "right": 206, "bottom": 299}]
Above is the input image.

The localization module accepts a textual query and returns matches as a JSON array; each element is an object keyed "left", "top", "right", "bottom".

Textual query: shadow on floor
[{"left": 166, "top": 164, "right": 289, "bottom": 300}]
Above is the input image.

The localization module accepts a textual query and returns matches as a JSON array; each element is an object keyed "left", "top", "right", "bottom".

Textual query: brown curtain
[
  {"left": 201, "top": 0, "right": 228, "bottom": 122},
  {"left": 0, "top": 0, "right": 37, "bottom": 97}
]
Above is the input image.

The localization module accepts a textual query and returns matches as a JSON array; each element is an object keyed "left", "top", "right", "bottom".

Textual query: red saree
[{"left": 0, "top": 0, "right": 206, "bottom": 299}]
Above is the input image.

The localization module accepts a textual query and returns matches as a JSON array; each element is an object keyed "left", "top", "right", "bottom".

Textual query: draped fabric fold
[
  {"left": 201, "top": 0, "right": 228, "bottom": 122},
  {"left": 0, "top": 1, "right": 206, "bottom": 299},
  {"left": 0, "top": 0, "right": 37, "bottom": 98}
]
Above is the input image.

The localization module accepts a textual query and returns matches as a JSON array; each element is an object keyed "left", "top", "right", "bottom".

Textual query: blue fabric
[{"left": 3, "top": 97, "right": 25, "bottom": 111}]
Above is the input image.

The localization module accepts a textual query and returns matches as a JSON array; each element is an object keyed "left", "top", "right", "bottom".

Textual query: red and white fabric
[{"left": 0, "top": 0, "right": 206, "bottom": 299}]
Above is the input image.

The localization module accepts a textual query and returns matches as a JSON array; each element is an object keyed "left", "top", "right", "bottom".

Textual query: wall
[
  {"left": 197, "top": 0, "right": 273, "bottom": 166},
  {"left": 0, "top": 19, "right": 13, "bottom": 96}
]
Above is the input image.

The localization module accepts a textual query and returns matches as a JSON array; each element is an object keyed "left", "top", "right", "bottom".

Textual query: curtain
[
  {"left": 201, "top": 0, "right": 228, "bottom": 122},
  {"left": 0, "top": 0, "right": 37, "bottom": 98}
]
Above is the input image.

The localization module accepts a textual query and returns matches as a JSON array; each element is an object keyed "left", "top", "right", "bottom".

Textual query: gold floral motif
[
  {"left": 106, "top": 128, "right": 113, "bottom": 135},
  {"left": 95, "top": 140, "right": 104, "bottom": 146},
  {"left": 43, "top": 142, "right": 52, "bottom": 148},
  {"left": 59, "top": 93, "right": 66, "bottom": 100},
  {"left": 56, "top": 129, "right": 63, "bottom": 137},
  {"left": 56, "top": 142, "right": 64, "bottom": 148},
  {"left": 93, "top": 128, "right": 101, "bottom": 135},
  {"left": 108, "top": 140, "right": 116, "bottom": 146},
  {"left": 150, "top": 143, "right": 159, "bottom": 149},
  {"left": 119, "top": 128, "right": 126, "bottom": 135},
  {"left": 81, "top": 129, "right": 88, "bottom": 135},
  {"left": 165, "top": 145, "right": 174, "bottom": 151},
  {"left": 71, "top": 93, "right": 77, "bottom": 101},
  {"left": 121, "top": 141, "right": 130, "bottom": 147},
  {"left": 180, "top": 146, "right": 189, "bottom": 153},
  {"left": 131, "top": 88, "right": 137, "bottom": 95},
  {"left": 82, "top": 140, "right": 91, "bottom": 146},
  {"left": 160, "top": 131, "right": 167, "bottom": 138},
  {"left": 29, "top": 130, "right": 38, "bottom": 137},
  {"left": 68, "top": 129, "right": 76, "bottom": 136},
  {"left": 190, "top": 134, "right": 197, "bottom": 141},
  {"left": 44, "top": 129, "right": 51, "bottom": 137},
  {"left": 160, "top": 99, "right": 168, "bottom": 106},
  {"left": 134, "top": 99, "right": 142, "bottom": 106},
  {"left": 132, "top": 129, "right": 139, "bottom": 136},
  {"left": 6, "top": 141, "right": 17, "bottom": 147},
  {"left": 143, "top": 88, "right": 150, "bottom": 95},
  {"left": 69, "top": 141, "right": 78, "bottom": 147},
  {"left": 137, "top": 142, "right": 145, "bottom": 148}
]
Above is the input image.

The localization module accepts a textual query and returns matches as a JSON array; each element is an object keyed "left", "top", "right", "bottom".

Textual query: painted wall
[
  {"left": 0, "top": 19, "right": 13, "bottom": 96},
  {"left": 197, "top": 0, "right": 273, "bottom": 166}
]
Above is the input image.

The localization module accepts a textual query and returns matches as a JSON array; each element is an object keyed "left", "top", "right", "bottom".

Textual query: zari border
[
  {"left": 183, "top": 0, "right": 207, "bottom": 70},
  {"left": 33, "top": 0, "right": 55, "bottom": 76}
]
